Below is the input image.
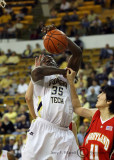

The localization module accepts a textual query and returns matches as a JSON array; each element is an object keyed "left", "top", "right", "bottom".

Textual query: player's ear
[{"left": 107, "top": 100, "right": 112, "bottom": 105}]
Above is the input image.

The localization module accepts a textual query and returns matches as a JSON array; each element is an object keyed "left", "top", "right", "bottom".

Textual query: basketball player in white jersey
[
  {"left": 22, "top": 25, "right": 82, "bottom": 160},
  {"left": 0, "top": 139, "right": 15, "bottom": 160}
]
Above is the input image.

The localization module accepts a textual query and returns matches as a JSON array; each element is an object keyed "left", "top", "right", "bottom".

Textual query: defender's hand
[
  {"left": 41, "top": 24, "right": 56, "bottom": 33},
  {"left": 67, "top": 68, "right": 76, "bottom": 84},
  {"left": 35, "top": 54, "right": 44, "bottom": 67}
]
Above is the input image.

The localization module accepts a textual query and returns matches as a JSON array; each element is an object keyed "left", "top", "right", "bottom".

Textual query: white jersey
[
  {"left": 33, "top": 74, "right": 73, "bottom": 128},
  {"left": 22, "top": 74, "right": 80, "bottom": 160},
  {"left": 0, "top": 150, "right": 8, "bottom": 160}
]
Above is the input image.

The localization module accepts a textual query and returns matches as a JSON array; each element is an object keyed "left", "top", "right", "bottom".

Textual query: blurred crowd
[
  {"left": 0, "top": 0, "right": 114, "bottom": 40},
  {"left": 30, "top": 0, "right": 114, "bottom": 39}
]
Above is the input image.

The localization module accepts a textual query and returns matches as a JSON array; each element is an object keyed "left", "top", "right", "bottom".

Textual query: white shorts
[{"left": 22, "top": 117, "right": 81, "bottom": 160}]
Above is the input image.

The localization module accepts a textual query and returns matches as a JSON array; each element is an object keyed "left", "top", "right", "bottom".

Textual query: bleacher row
[
  {"left": 0, "top": 0, "right": 35, "bottom": 32},
  {"left": 45, "top": 1, "right": 114, "bottom": 33}
]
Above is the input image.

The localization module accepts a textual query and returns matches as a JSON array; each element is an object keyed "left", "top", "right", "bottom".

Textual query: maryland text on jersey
[
  {"left": 85, "top": 132, "right": 110, "bottom": 151},
  {"left": 49, "top": 78, "right": 67, "bottom": 88}
]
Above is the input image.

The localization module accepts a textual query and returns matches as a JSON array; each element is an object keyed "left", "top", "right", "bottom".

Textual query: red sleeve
[{"left": 69, "top": 122, "right": 72, "bottom": 131}]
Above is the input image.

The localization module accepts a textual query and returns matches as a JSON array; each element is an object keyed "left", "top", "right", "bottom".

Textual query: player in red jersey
[{"left": 67, "top": 68, "right": 114, "bottom": 160}]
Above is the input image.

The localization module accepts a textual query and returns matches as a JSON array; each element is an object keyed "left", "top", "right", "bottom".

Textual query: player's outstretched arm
[
  {"left": 25, "top": 81, "right": 36, "bottom": 119},
  {"left": 67, "top": 38, "right": 82, "bottom": 73},
  {"left": 7, "top": 152, "right": 16, "bottom": 160},
  {"left": 67, "top": 68, "right": 97, "bottom": 118},
  {"left": 31, "top": 66, "right": 66, "bottom": 82}
]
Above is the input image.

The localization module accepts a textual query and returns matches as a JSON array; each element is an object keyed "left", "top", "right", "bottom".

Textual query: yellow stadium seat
[{"left": 83, "top": 1, "right": 94, "bottom": 6}]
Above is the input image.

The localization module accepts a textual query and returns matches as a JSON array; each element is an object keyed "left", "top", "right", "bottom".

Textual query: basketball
[{"left": 43, "top": 29, "right": 68, "bottom": 54}]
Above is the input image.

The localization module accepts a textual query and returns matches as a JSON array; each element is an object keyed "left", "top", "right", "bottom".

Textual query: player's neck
[{"left": 100, "top": 108, "right": 114, "bottom": 121}]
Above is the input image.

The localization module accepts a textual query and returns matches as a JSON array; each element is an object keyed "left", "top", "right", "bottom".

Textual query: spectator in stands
[
  {"left": 21, "top": 7, "right": 28, "bottom": 15},
  {"left": 87, "top": 80, "right": 101, "bottom": 96},
  {"left": 0, "top": 74, "right": 13, "bottom": 89},
  {"left": 2, "top": 115, "right": 15, "bottom": 134},
  {"left": 0, "top": 85, "right": 7, "bottom": 97},
  {"left": 75, "top": 71, "right": 88, "bottom": 94},
  {"left": 58, "top": 19, "right": 67, "bottom": 33},
  {"left": 21, "top": 132, "right": 27, "bottom": 145},
  {"left": 30, "top": 30, "right": 39, "bottom": 40},
  {"left": 83, "top": 118, "right": 90, "bottom": 131},
  {"left": 100, "top": 77, "right": 108, "bottom": 90},
  {"left": 4, "top": 5, "right": 13, "bottom": 14},
  {"left": 0, "top": 138, "right": 16, "bottom": 160},
  {"left": 14, "top": 18, "right": 24, "bottom": 37},
  {"left": 105, "top": 55, "right": 114, "bottom": 68},
  {"left": 74, "top": 34, "right": 84, "bottom": 50},
  {"left": 10, "top": 11, "right": 16, "bottom": 21},
  {"left": 94, "top": 0, "right": 105, "bottom": 7},
  {"left": 16, "top": 10, "right": 25, "bottom": 20},
  {"left": 0, "top": 7, "right": 3, "bottom": 16},
  {"left": 60, "top": 0, "right": 71, "bottom": 12},
  {"left": 77, "top": 125, "right": 86, "bottom": 146},
  {"left": 108, "top": 68, "right": 114, "bottom": 86},
  {"left": 90, "top": 16, "right": 102, "bottom": 34},
  {"left": 102, "top": 17, "right": 113, "bottom": 34},
  {"left": 96, "top": 66, "right": 108, "bottom": 85},
  {"left": 70, "top": 9, "right": 78, "bottom": 21},
  {"left": 81, "top": 14, "right": 90, "bottom": 33},
  {"left": 6, "top": 22, "right": 16, "bottom": 38},
  {"left": 22, "top": 44, "right": 33, "bottom": 58},
  {"left": 49, "top": 8, "right": 57, "bottom": 18},
  {"left": 62, "top": 12, "right": 71, "bottom": 22},
  {"left": 87, "top": 88, "right": 97, "bottom": 108},
  {"left": 106, "top": 61, "right": 114, "bottom": 75},
  {"left": 5, "top": 49, "right": 12, "bottom": 57},
  {"left": 70, "top": 0, "right": 83, "bottom": 10},
  {"left": 0, "top": 63, "right": 8, "bottom": 76},
  {"left": 83, "top": 63, "right": 93, "bottom": 78},
  {"left": 81, "top": 97, "right": 90, "bottom": 109},
  {"left": 4, "top": 106, "right": 17, "bottom": 124},
  {"left": 13, "top": 115, "right": 30, "bottom": 135},
  {"left": 3, "top": 136, "right": 15, "bottom": 152},
  {"left": 77, "top": 23, "right": 87, "bottom": 36},
  {"left": 13, "top": 137, "right": 23, "bottom": 159},
  {"left": 88, "top": 10, "right": 97, "bottom": 24},
  {"left": 100, "top": 44, "right": 113, "bottom": 60},
  {"left": 0, "top": 119, "right": 4, "bottom": 134},
  {"left": 13, "top": 101, "right": 20, "bottom": 113},
  {"left": 12, "top": 78, "right": 18, "bottom": 92},
  {"left": 17, "top": 105, "right": 30, "bottom": 123},
  {"left": 94, "top": 61, "right": 104, "bottom": 74},
  {"left": 17, "top": 78, "right": 28, "bottom": 95},
  {"left": 69, "top": 26, "right": 78, "bottom": 37},
  {"left": 5, "top": 52, "right": 20, "bottom": 65},
  {"left": 7, "top": 84, "right": 15, "bottom": 96},
  {"left": 0, "top": 12, "right": 11, "bottom": 26},
  {"left": 32, "top": 43, "right": 41, "bottom": 56},
  {"left": 0, "top": 51, "right": 7, "bottom": 65},
  {"left": 36, "top": 21, "right": 45, "bottom": 39}
]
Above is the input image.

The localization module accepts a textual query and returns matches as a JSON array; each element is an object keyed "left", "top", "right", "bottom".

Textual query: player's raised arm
[
  {"left": 67, "top": 38, "right": 82, "bottom": 73},
  {"left": 67, "top": 68, "right": 97, "bottom": 118}
]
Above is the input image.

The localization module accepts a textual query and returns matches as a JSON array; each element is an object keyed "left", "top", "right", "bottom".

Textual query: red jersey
[{"left": 83, "top": 110, "right": 114, "bottom": 160}]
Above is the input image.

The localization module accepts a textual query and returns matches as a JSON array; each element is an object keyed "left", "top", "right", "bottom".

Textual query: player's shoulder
[{"left": 92, "top": 109, "right": 100, "bottom": 120}]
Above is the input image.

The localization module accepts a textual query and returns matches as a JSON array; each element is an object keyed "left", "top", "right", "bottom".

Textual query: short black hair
[{"left": 103, "top": 85, "right": 114, "bottom": 114}]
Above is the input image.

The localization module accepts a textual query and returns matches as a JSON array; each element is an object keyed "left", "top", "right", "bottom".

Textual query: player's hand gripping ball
[{"left": 43, "top": 25, "right": 68, "bottom": 54}]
